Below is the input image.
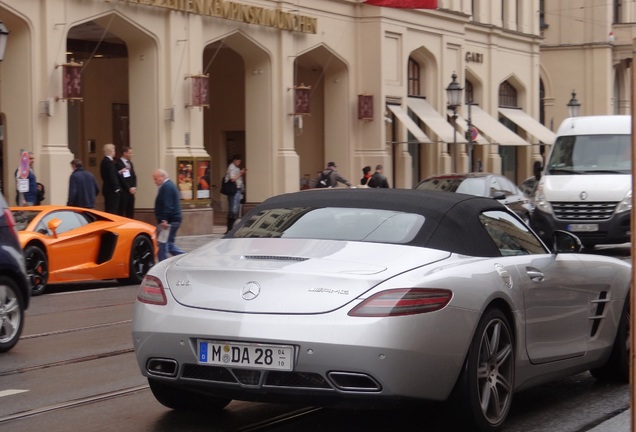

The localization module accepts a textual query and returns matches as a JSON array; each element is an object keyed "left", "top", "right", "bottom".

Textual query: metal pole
[
  {"left": 452, "top": 108, "right": 458, "bottom": 173},
  {"left": 467, "top": 102, "right": 473, "bottom": 172},
  {"left": 630, "top": 35, "right": 636, "bottom": 432}
]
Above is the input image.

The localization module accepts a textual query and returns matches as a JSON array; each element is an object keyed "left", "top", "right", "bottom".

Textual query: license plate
[
  {"left": 568, "top": 224, "right": 599, "bottom": 232},
  {"left": 198, "top": 340, "right": 293, "bottom": 371}
]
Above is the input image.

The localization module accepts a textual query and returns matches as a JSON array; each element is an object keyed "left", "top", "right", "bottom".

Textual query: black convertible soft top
[{"left": 236, "top": 188, "right": 519, "bottom": 257}]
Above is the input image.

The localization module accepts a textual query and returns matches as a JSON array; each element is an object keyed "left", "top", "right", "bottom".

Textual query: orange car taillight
[
  {"left": 138, "top": 275, "right": 167, "bottom": 305},
  {"left": 348, "top": 288, "right": 452, "bottom": 317}
]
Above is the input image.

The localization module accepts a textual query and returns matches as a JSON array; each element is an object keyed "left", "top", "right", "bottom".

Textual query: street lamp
[
  {"left": 446, "top": 72, "right": 462, "bottom": 173},
  {"left": 0, "top": 22, "right": 9, "bottom": 62},
  {"left": 567, "top": 90, "right": 581, "bottom": 118}
]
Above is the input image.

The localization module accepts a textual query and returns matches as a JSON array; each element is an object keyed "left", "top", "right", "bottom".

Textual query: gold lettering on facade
[{"left": 114, "top": 0, "right": 317, "bottom": 34}]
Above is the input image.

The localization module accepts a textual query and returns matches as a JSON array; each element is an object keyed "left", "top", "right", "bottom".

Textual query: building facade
[
  {"left": 0, "top": 0, "right": 548, "bottom": 233},
  {"left": 541, "top": 0, "right": 634, "bottom": 130}
]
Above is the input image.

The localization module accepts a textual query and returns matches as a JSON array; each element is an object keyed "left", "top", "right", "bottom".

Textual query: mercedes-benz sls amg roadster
[{"left": 132, "top": 189, "right": 630, "bottom": 432}]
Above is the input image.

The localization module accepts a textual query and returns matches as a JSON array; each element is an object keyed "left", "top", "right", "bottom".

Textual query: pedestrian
[
  {"left": 360, "top": 166, "right": 372, "bottom": 186},
  {"left": 67, "top": 159, "right": 100, "bottom": 208},
  {"left": 315, "top": 162, "right": 352, "bottom": 188},
  {"left": 224, "top": 154, "right": 247, "bottom": 233},
  {"left": 367, "top": 164, "right": 390, "bottom": 188},
  {"left": 100, "top": 143, "right": 121, "bottom": 214},
  {"left": 153, "top": 169, "right": 185, "bottom": 261},
  {"left": 116, "top": 146, "right": 137, "bottom": 218},
  {"left": 15, "top": 152, "right": 38, "bottom": 206}
]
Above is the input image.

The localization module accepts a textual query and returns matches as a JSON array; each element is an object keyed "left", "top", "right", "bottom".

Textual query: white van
[{"left": 531, "top": 115, "right": 631, "bottom": 248}]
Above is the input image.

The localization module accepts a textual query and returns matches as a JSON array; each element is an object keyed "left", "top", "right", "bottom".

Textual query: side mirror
[
  {"left": 492, "top": 191, "right": 506, "bottom": 200},
  {"left": 552, "top": 230, "right": 582, "bottom": 254},
  {"left": 47, "top": 218, "right": 62, "bottom": 237}
]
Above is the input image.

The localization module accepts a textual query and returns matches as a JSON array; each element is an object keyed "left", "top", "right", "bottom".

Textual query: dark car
[
  {"left": 0, "top": 193, "right": 31, "bottom": 352},
  {"left": 415, "top": 172, "right": 533, "bottom": 224},
  {"left": 519, "top": 176, "right": 538, "bottom": 208}
]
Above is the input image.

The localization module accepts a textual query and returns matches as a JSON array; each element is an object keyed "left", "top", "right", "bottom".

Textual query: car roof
[{"left": 245, "top": 188, "right": 511, "bottom": 257}]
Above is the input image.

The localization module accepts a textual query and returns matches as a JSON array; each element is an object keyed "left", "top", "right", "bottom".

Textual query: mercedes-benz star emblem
[
  {"left": 241, "top": 281, "right": 261, "bottom": 300},
  {"left": 580, "top": 191, "right": 588, "bottom": 200}
]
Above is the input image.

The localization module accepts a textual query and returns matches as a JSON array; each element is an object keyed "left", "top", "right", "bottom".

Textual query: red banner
[{"left": 364, "top": 0, "right": 437, "bottom": 8}]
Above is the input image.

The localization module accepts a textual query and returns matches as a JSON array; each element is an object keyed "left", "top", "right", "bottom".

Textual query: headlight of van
[
  {"left": 614, "top": 189, "right": 632, "bottom": 214},
  {"left": 534, "top": 183, "right": 553, "bottom": 214}
]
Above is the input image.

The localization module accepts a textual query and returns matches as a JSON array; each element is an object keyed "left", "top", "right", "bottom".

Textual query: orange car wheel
[{"left": 24, "top": 245, "right": 48, "bottom": 296}]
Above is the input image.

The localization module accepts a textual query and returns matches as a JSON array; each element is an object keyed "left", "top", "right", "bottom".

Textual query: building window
[
  {"left": 614, "top": 0, "right": 622, "bottom": 24},
  {"left": 498, "top": 80, "right": 518, "bottom": 182},
  {"left": 539, "top": 0, "right": 547, "bottom": 29},
  {"left": 498, "top": 81, "right": 517, "bottom": 108},
  {"left": 408, "top": 58, "right": 421, "bottom": 96},
  {"left": 472, "top": 0, "right": 479, "bottom": 21},
  {"left": 465, "top": 80, "right": 474, "bottom": 104}
]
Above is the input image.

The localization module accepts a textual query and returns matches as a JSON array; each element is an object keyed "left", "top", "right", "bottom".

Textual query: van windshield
[{"left": 547, "top": 134, "right": 631, "bottom": 174}]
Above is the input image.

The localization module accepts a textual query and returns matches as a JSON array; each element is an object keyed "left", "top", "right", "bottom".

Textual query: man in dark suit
[
  {"left": 116, "top": 146, "right": 137, "bottom": 218},
  {"left": 100, "top": 143, "right": 121, "bottom": 214},
  {"left": 153, "top": 168, "right": 185, "bottom": 261},
  {"left": 67, "top": 159, "right": 99, "bottom": 209}
]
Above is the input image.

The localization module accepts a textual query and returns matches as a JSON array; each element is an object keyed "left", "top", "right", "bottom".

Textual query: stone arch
[
  {"left": 408, "top": 45, "right": 439, "bottom": 105},
  {"left": 0, "top": 7, "right": 34, "bottom": 200},
  {"left": 498, "top": 73, "right": 527, "bottom": 109},
  {"left": 203, "top": 30, "right": 272, "bottom": 206},
  {"left": 294, "top": 43, "right": 349, "bottom": 183},
  {"left": 66, "top": 12, "right": 159, "bottom": 209}
]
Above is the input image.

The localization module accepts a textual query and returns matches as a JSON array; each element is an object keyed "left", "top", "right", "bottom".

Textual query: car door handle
[{"left": 526, "top": 267, "right": 544, "bottom": 282}]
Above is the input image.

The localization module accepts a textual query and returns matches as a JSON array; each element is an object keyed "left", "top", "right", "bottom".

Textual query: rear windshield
[
  {"left": 232, "top": 207, "right": 425, "bottom": 244},
  {"left": 547, "top": 134, "right": 631, "bottom": 174}
]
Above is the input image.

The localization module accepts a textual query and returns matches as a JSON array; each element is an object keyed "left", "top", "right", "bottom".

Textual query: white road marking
[{"left": 0, "top": 389, "right": 29, "bottom": 397}]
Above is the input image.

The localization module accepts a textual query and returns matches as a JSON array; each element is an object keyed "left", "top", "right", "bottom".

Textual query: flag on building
[{"left": 364, "top": 0, "right": 437, "bottom": 9}]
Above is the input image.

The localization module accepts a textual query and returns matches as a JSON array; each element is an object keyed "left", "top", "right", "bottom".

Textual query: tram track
[{"left": 0, "top": 385, "right": 148, "bottom": 424}]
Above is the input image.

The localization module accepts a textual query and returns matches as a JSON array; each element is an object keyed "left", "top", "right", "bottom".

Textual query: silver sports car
[{"left": 132, "top": 188, "right": 630, "bottom": 432}]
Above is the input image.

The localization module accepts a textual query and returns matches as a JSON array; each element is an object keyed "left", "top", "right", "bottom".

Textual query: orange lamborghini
[{"left": 10, "top": 206, "right": 157, "bottom": 295}]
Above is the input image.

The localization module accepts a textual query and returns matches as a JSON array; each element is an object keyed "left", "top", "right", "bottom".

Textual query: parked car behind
[
  {"left": 415, "top": 172, "right": 533, "bottom": 224},
  {"left": 0, "top": 193, "right": 31, "bottom": 352},
  {"left": 519, "top": 176, "right": 539, "bottom": 208},
  {"left": 11, "top": 205, "right": 157, "bottom": 296}
]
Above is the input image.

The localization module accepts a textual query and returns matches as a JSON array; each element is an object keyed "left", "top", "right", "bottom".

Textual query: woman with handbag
[{"left": 224, "top": 154, "right": 246, "bottom": 233}]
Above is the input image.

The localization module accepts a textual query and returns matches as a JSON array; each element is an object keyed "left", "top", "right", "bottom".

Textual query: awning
[
  {"left": 386, "top": 104, "right": 432, "bottom": 144},
  {"left": 407, "top": 97, "right": 467, "bottom": 144},
  {"left": 498, "top": 107, "right": 556, "bottom": 145},
  {"left": 467, "top": 105, "right": 529, "bottom": 146}
]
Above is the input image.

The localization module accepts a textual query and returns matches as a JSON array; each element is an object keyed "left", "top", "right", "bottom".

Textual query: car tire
[
  {"left": 148, "top": 378, "right": 231, "bottom": 411},
  {"left": 24, "top": 245, "right": 48, "bottom": 296},
  {"left": 0, "top": 275, "right": 25, "bottom": 353},
  {"left": 590, "top": 296, "right": 629, "bottom": 382},
  {"left": 122, "top": 236, "right": 155, "bottom": 285},
  {"left": 451, "top": 308, "right": 514, "bottom": 432}
]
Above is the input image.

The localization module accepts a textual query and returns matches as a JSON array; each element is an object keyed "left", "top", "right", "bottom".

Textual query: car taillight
[
  {"left": 138, "top": 275, "right": 167, "bottom": 305},
  {"left": 4, "top": 209, "right": 18, "bottom": 241},
  {"left": 348, "top": 288, "right": 452, "bottom": 317}
]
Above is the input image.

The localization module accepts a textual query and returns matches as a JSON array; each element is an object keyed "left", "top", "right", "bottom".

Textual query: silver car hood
[{"left": 165, "top": 238, "right": 451, "bottom": 313}]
